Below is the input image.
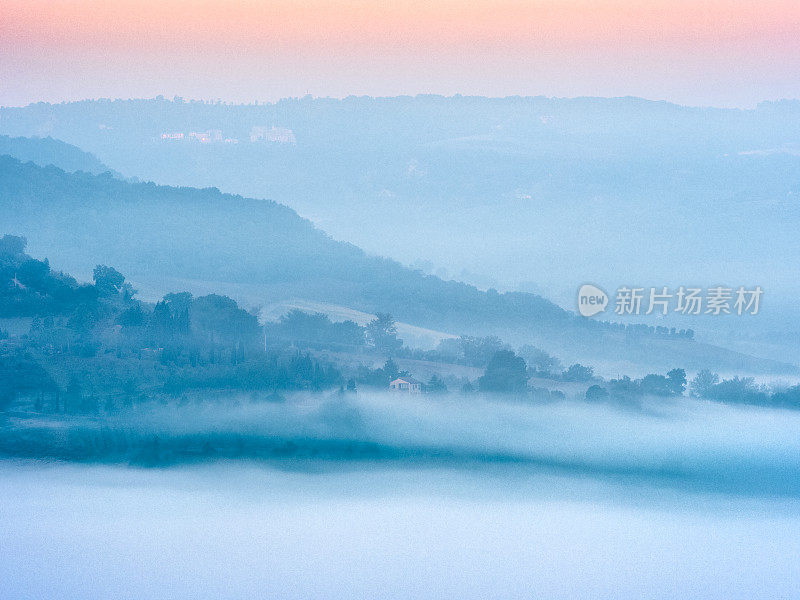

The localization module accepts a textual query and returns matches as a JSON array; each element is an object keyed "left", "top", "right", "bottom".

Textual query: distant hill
[
  {"left": 0, "top": 135, "right": 113, "bottom": 175},
  {"left": 2, "top": 96, "right": 800, "bottom": 307},
  {"left": 0, "top": 155, "right": 794, "bottom": 375},
  {"left": 0, "top": 155, "right": 569, "bottom": 333}
]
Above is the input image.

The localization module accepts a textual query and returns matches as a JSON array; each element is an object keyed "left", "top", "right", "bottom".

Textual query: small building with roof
[{"left": 389, "top": 376, "right": 423, "bottom": 393}]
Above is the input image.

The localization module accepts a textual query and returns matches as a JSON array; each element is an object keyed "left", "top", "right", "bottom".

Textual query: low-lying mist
[{"left": 7, "top": 392, "right": 800, "bottom": 498}]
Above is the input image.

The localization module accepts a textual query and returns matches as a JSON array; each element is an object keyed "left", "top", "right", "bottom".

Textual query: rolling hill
[
  {"left": 0, "top": 154, "right": 794, "bottom": 375},
  {"left": 0, "top": 134, "right": 113, "bottom": 175},
  {"left": 2, "top": 96, "right": 800, "bottom": 305}
]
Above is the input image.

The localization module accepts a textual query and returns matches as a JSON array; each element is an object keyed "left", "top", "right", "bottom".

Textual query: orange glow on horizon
[
  {"left": 5, "top": 1, "right": 798, "bottom": 51},
  {"left": 1, "top": 0, "right": 799, "bottom": 107}
]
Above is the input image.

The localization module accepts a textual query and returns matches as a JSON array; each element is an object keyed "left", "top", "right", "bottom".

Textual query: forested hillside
[
  {"left": 0, "top": 155, "right": 569, "bottom": 333},
  {"left": 1, "top": 155, "right": 793, "bottom": 374}
]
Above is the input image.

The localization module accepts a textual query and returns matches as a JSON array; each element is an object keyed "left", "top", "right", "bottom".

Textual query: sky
[{"left": 1, "top": 0, "right": 799, "bottom": 108}]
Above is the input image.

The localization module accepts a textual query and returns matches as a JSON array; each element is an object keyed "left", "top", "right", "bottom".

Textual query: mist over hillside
[
  {"left": 0, "top": 134, "right": 113, "bottom": 175},
  {"left": 2, "top": 95, "right": 800, "bottom": 308},
  {"left": 0, "top": 155, "right": 793, "bottom": 375},
  {"left": 0, "top": 155, "right": 567, "bottom": 331}
]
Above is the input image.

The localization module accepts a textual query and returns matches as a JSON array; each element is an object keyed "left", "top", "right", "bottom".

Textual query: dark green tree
[
  {"left": 478, "top": 350, "right": 529, "bottom": 393},
  {"left": 382, "top": 357, "right": 400, "bottom": 380},
  {"left": 366, "top": 313, "right": 402, "bottom": 354},
  {"left": 518, "top": 345, "right": 562, "bottom": 374},
  {"left": 690, "top": 369, "right": 719, "bottom": 398},
  {"left": 639, "top": 374, "right": 673, "bottom": 396},
  {"left": 666, "top": 368, "right": 687, "bottom": 395},
  {"left": 0, "top": 234, "right": 27, "bottom": 257},
  {"left": 585, "top": 384, "right": 609, "bottom": 401},
  {"left": 93, "top": 265, "right": 126, "bottom": 297},
  {"left": 426, "top": 374, "right": 447, "bottom": 394},
  {"left": 563, "top": 363, "right": 594, "bottom": 382}
]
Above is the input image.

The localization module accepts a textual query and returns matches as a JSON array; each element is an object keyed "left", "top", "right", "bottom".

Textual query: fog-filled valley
[
  {"left": 4, "top": 392, "right": 800, "bottom": 600},
  {"left": 6, "top": 0, "right": 800, "bottom": 594},
  {"left": 5, "top": 392, "right": 800, "bottom": 497},
  {"left": 5, "top": 460, "right": 800, "bottom": 600},
  {"left": 2, "top": 95, "right": 800, "bottom": 600}
]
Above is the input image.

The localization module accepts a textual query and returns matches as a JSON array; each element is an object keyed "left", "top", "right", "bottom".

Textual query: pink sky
[{"left": 1, "top": 0, "right": 799, "bottom": 107}]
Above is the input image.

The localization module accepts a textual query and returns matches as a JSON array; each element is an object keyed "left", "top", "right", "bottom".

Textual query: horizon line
[{"left": 4, "top": 93, "right": 800, "bottom": 112}]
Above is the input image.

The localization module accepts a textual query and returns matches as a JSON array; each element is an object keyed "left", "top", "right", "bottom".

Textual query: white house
[
  {"left": 389, "top": 377, "right": 422, "bottom": 393},
  {"left": 249, "top": 125, "right": 296, "bottom": 144}
]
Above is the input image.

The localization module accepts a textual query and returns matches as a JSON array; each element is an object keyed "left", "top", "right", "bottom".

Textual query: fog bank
[
  {"left": 5, "top": 392, "right": 800, "bottom": 497},
  {"left": 1, "top": 460, "right": 799, "bottom": 600}
]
